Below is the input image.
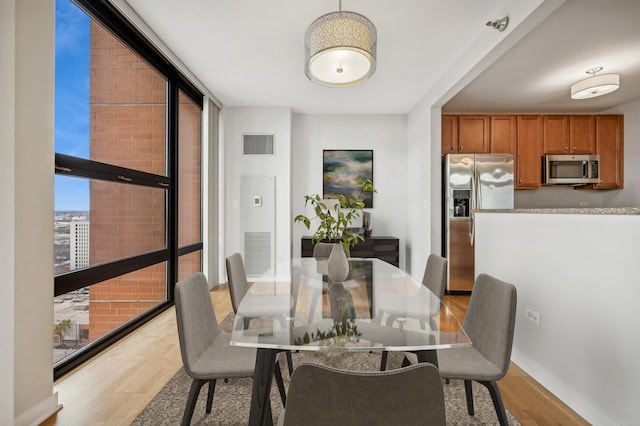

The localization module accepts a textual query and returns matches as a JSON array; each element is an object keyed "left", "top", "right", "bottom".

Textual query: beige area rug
[{"left": 133, "top": 315, "right": 520, "bottom": 426}]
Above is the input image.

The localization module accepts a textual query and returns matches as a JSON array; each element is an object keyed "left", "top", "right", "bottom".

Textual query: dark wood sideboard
[{"left": 301, "top": 236, "right": 400, "bottom": 267}]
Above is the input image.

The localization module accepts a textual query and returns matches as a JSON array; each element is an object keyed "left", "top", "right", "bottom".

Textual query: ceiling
[{"left": 122, "top": 0, "right": 640, "bottom": 115}]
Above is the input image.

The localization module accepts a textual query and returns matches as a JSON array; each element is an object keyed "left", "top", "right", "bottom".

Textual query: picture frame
[{"left": 323, "top": 149, "right": 373, "bottom": 208}]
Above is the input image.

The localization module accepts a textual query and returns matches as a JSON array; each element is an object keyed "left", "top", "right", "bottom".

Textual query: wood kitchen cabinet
[
  {"left": 543, "top": 115, "right": 596, "bottom": 154},
  {"left": 569, "top": 115, "right": 595, "bottom": 154},
  {"left": 441, "top": 115, "right": 458, "bottom": 155},
  {"left": 594, "top": 115, "right": 623, "bottom": 189},
  {"left": 458, "top": 115, "right": 490, "bottom": 153},
  {"left": 543, "top": 115, "right": 570, "bottom": 153},
  {"left": 490, "top": 115, "right": 517, "bottom": 154},
  {"left": 516, "top": 115, "right": 543, "bottom": 189}
]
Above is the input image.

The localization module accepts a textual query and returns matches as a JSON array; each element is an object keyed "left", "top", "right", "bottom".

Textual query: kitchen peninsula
[{"left": 473, "top": 208, "right": 639, "bottom": 425}]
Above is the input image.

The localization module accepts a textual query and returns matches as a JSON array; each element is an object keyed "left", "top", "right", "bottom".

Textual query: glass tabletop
[{"left": 230, "top": 258, "right": 470, "bottom": 352}]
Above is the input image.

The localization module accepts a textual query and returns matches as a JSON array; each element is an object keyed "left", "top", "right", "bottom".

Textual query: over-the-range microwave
[{"left": 542, "top": 154, "right": 600, "bottom": 185}]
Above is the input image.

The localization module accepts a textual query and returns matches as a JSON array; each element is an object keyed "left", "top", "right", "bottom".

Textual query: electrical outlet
[
  {"left": 525, "top": 308, "right": 541, "bottom": 326},
  {"left": 579, "top": 201, "right": 589, "bottom": 207}
]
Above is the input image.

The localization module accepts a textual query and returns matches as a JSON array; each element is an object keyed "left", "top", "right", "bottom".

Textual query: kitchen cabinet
[
  {"left": 441, "top": 115, "right": 458, "bottom": 155},
  {"left": 594, "top": 115, "right": 623, "bottom": 189},
  {"left": 458, "top": 115, "right": 490, "bottom": 153},
  {"left": 490, "top": 115, "right": 517, "bottom": 154},
  {"left": 516, "top": 116, "right": 543, "bottom": 189},
  {"left": 569, "top": 115, "right": 595, "bottom": 154},
  {"left": 543, "top": 115, "right": 570, "bottom": 154},
  {"left": 543, "top": 115, "right": 596, "bottom": 154}
]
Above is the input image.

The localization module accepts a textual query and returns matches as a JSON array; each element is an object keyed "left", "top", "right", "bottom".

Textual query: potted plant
[
  {"left": 294, "top": 178, "right": 376, "bottom": 251},
  {"left": 294, "top": 179, "right": 376, "bottom": 282}
]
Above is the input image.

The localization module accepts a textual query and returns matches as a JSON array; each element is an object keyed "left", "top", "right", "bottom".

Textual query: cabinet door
[
  {"left": 569, "top": 115, "right": 595, "bottom": 154},
  {"left": 490, "top": 115, "right": 517, "bottom": 154},
  {"left": 594, "top": 115, "right": 623, "bottom": 189},
  {"left": 441, "top": 115, "right": 458, "bottom": 155},
  {"left": 458, "top": 115, "right": 489, "bottom": 153},
  {"left": 543, "top": 115, "right": 570, "bottom": 153},
  {"left": 516, "top": 116, "right": 543, "bottom": 189}
]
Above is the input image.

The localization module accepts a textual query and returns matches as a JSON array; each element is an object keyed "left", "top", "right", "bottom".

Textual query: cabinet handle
[
  {"left": 518, "top": 179, "right": 522, "bottom": 183},
  {"left": 564, "top": 147, "right": 568, "bottom": 150},
  {"left": 459, "top": 146, "right": 463, "bottom": 151},
  {"left": 572, "top": 146, "right": 576, "bottom": 150}
]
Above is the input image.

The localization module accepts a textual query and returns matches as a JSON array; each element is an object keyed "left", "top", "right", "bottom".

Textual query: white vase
[{"left": 327, "top": 243, "right": 349, "bottom": 283}]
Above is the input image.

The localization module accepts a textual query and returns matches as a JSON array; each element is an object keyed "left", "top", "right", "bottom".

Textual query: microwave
[{"left": 542, "top": 154, "right": 600, "bottom": 185}]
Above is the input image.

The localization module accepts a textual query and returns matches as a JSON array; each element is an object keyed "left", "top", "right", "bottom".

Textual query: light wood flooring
[{"left": 42, "top": 286, "right": 588, "bottom": 426}]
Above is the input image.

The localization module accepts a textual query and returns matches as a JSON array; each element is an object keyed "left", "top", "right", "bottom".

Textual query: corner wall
[
  {"left": 221, "top": 107, "right": 292, "bottom": 283},
  {"left": 11, "top": 1, "right": 61, "bottom": 424}
]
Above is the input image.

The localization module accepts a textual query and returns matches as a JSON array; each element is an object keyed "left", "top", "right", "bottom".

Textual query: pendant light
[
  {"left": 571, "top": 67, "right": 620, "bottom": 99},
  {"left": 304, "top": 0, "right": 377, "bottom": 88}
]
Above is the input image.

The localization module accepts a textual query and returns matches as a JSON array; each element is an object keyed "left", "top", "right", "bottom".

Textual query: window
[{"left": 54, "top": 0, "right": 203, "bottom": 378}]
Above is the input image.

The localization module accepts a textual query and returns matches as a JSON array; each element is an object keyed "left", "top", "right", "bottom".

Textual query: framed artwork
[{"left": 323, "top": 149, "right": 373, "bottom": 208}]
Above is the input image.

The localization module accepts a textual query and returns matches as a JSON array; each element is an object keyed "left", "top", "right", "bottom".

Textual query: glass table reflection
[{"left": 230, "top": 257, "right": 471, "bottom": 425}]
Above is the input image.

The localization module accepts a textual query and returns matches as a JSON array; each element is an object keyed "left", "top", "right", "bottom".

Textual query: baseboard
[
  {"left": 511, "top": 349, "right": 621, "bottom": 426},
  {"left": 14, "top": 392, "right": 62, "bottom": 426}
]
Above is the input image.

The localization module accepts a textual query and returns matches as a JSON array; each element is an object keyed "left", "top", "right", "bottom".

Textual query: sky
[{"left": 55, "top": 0, "right": 90, "bottom": 211}]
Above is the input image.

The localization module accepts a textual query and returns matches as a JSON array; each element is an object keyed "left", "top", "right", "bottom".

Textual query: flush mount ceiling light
[
  {"left": 304, "top": 0, "right": 377, "bottom": 88},
  {"left": 571, "top": 67, "right": 620, "bottom": 99}
]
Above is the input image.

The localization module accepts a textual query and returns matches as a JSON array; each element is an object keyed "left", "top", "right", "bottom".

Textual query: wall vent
[
  {"left": 243, "top": 134, "right": 275, "bottom": 155},
  {"left": 244, "top": 232, "right": 272, "bottom": 276}
]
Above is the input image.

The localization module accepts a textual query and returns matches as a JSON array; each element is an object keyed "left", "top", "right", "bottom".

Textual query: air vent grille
[
  {"left": 243, "top": 134, "right": 275, "bottom": 155},
  {"left": 244, "top": 232, "right": 272, "bottom": 276}
]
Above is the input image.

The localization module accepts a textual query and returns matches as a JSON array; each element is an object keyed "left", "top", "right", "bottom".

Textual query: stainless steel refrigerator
[{"left": 442, "top": 154, "right": 514, "bottom": 293}]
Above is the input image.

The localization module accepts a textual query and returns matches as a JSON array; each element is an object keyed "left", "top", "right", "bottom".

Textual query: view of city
[{"left": 54, "top": 210, "right": 90, "bottom": 363}]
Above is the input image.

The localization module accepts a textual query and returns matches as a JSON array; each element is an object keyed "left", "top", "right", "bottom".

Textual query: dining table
[{"left": 230, "top": 257, "right": 471, "bottom": 426}]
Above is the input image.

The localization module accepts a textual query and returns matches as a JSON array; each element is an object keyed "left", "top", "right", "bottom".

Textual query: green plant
[
  {"left": 54, "top": 319, "right": 72, "bottom": 342},
  {"left": 294, "top": 178, "right": 376, "bottom": 251}
]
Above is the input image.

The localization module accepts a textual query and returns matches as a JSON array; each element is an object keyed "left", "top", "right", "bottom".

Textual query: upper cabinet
[
  {"left": 594, "top": 115, "right": 623, "bottom": 189},
  {"left": 458, "top": 115, "right": 490, "bottom": 153},
  {"left": 490, "top": 115, "right": 517, "bottom": 154},
  {"left": 516, "top": 116, "right": 543, "bottom": 189},
  {"left": 441, "top": 115, "right": 458, "bottom": 155},
  {"left": 543, "top": 115, "right": 596, "bottom": 154},
  {"left": 543, "top": 115, "right": 570, "bottom": 153},
  {"left": 441, "top": 113, "right": 623, "bottom": 190},
  {"left": 569, "top": 115, "right": 595, "bottom": 154}
]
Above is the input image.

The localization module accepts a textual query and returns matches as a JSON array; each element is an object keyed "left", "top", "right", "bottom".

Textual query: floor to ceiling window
[{"left": 54, "top": 0, "right": 203, "bottom": 378}]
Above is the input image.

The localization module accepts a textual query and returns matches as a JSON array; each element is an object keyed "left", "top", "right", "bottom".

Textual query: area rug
[{"left": 133, "top": 315, "right": 520, "bottom": 426}]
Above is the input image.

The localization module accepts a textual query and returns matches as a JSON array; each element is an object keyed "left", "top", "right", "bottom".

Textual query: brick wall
[{"left": 88, "top": 22, "right": 167, "bottom": 340}]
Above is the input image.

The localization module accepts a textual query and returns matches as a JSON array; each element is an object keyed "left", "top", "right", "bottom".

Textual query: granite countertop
[{"left": 474, "top": 207, "right": 640, "bottom": 215}]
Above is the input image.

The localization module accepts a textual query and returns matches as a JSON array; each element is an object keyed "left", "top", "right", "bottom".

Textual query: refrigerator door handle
[{"left": 469, "top": 168, "right": 476, "bottom": 245}]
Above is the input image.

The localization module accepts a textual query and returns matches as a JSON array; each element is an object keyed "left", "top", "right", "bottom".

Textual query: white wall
[
  {"left": 601, "top": 98, "right": 640, "bottom": 207},
  {"left": 291, "top": 114, "right": 408, "bottom": 269},
  {"left": 0, "top": 0, "right": 16, "bottom": 424},
  {"left": 6, "top": 1, "right": 61, "bottom": 424},
  {"left": 475, "top": 212, "right": 640, "bottom": 426},
  {"left": 222, "top": 107, "right": 292, "bottom": 282}
]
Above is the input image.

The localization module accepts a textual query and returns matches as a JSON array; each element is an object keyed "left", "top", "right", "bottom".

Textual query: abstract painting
[{"left": 323, "top": 150, "right": 373, "bottom": 208}]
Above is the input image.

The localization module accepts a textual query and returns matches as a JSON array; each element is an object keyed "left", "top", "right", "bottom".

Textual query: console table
[{"left": 301, "top": 236, "right": 400, "bottom": 267}]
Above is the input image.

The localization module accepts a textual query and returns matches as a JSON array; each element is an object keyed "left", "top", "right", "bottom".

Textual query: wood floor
[{"left": 42, "top": 286, "right": 588, "bottom": 426}]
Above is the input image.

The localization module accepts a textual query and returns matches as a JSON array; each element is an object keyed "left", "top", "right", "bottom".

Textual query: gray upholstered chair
[
  {"left": 410, "top": 273, "right": 517, "bottom": 426},
  {"left": 379, "top": 254, "right": 447, "bottom": 370},
  {"left": 278, "top": 362, "right": 446, "bottom": 426},
  {"left": 225, "top": 253, "right": 294, "bottom": 376},
  {"left": 174, "top": 272, "right": 286, "bottom": 426}
]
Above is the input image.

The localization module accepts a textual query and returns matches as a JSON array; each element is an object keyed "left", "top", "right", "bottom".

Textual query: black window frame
[{"left": 54, "top": 0, "right": 204, "bottom": 379}]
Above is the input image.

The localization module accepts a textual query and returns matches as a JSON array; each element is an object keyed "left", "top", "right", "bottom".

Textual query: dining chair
[
  {"left": 278, "top": 362, "right": 446, "bottom": 426},
  {"left": 379, "top": 253, "right": 447, "bottom": 370},
  {"left": 226, "top": 253, "right": 294, "bottom": 376},
  {"left": 174, "top": 272, "right": 287, "bottom": 426},
  {"left": 407, "top": 273, "right": 517, "bottom": 426}
]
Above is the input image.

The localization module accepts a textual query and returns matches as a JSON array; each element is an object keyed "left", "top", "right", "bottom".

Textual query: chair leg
[
  {"left": 479, "top": 380, "right": 509, "bottom": 426},
  {"left": 205, "top": 379, "right": 217, "bottom": 414},
  {"left": 379, "top": 351, "right": 389, "bottom": 371},
  {"left": 182, "top": 378, "right": 207, "bottom": 426},
  {"left": 285, "top": 350, "right": 294, "bottom": 377},
  {"left": 273, "top": 360, "right": 287, "bottom": 406},
  {"left": 464, "top": 380, "right": 475, "bottom": 416}
]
